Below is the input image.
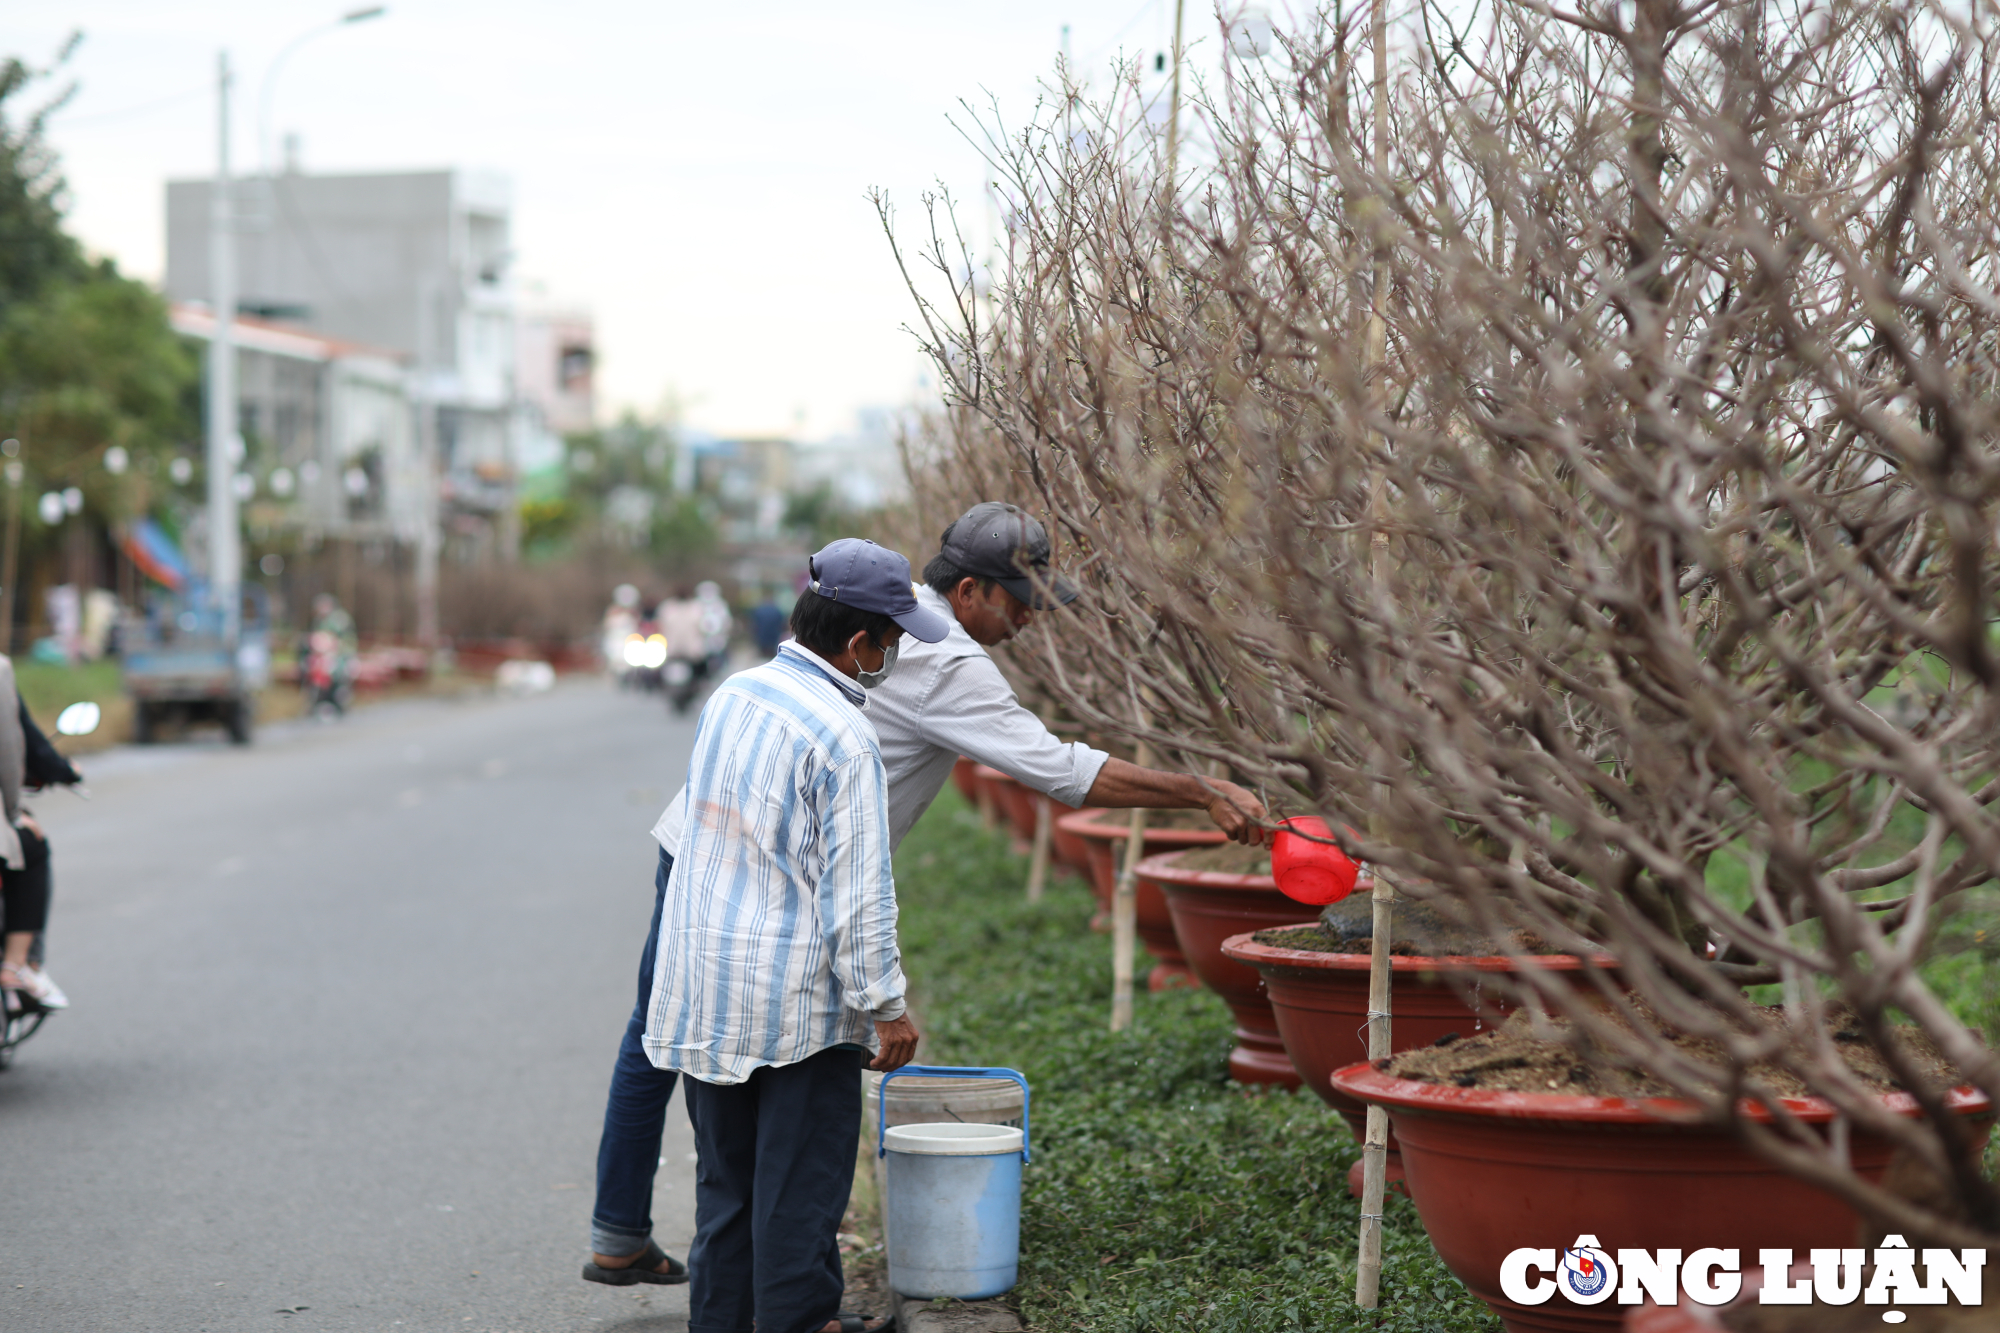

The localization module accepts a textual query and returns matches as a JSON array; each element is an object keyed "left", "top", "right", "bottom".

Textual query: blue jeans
[{"left": 589, "top": 848, "right": 681, "bottom": 1258}]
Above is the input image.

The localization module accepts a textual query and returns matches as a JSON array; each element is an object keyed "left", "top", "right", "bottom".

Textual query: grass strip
[{"left": 892, "top": 792, "right": 1502, "bottom": 1333}]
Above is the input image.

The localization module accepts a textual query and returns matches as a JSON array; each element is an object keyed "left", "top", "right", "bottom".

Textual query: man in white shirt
[{"left": 582, "top": 503, "right": 1263, "bottom": 1292}]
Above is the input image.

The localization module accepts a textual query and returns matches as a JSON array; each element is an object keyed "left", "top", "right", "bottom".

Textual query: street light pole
[{"left": 208, "top": 50, "right": 243, "bottom": 645}]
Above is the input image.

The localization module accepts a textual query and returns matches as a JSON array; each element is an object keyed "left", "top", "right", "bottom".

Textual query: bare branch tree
[{"left": 886, "top": 0, "right": 2000, "bottom": 1246}]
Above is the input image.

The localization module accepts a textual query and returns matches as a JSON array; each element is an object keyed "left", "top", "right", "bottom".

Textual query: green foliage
[
  {"left": 785, "top": 480, "right": 869, "bottom": 549},
  {"left": 13, "top": 657, "right": 119, "bottom": 724},
  {"left": 520, "top": 411, "right": 722, "bottom": 565},
  {"left": 519, "top": 495, "right": 579, "bottom": 559},
  {"left": 654, "top": 492, "right": 720, "bottom": 565},
  {"left": 0, "top": 44, "right": 199, "bottom": 535},
  {"left": 0, "top": 48, "right": 83, "bottom": 308},
  {"left": 893, "top": 793, "right": 1501, "bottom": 1333}
]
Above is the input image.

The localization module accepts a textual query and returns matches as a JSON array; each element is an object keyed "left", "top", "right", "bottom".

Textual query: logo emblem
[{"left": 1559, "top": 1235, "right": 1618, "bottom": 1304}]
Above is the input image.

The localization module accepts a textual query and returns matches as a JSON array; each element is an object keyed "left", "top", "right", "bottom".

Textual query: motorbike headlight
[
  {"left": 645, "top": 635, "right": 669, "bottom": 669},
  {"left": 622, "top": 635, "right": 647, "bottom": 667}
]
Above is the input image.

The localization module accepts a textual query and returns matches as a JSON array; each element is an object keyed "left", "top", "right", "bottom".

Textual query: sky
[{"left": 15, "top": 0, "right": 1252, "bottom": 442}]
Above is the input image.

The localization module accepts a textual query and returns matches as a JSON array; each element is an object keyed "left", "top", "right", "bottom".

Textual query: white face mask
[{"left": 855, "top": 639, "right": 899, "bottom": 690}]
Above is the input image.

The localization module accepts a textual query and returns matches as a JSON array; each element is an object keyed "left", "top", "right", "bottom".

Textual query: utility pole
[{"left": 208, "top": 51, "right": 243, "bottom": 645}]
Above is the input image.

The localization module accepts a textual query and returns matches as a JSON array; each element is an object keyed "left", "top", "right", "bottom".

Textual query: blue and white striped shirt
[{"left": 642, "top": 642, "right": 908, "bottom": 1085}]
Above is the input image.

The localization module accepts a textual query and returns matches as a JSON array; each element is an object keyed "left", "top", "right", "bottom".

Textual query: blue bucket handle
[{"left": 875, "top": 1064, "right": 1030, "bottom": 1164}]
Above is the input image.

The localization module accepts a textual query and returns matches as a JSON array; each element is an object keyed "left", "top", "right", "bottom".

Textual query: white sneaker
[{"left": 3, "top": 963, "right": 66, "bottom": 1009}]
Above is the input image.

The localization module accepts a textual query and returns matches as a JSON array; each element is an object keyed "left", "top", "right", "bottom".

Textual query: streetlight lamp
[{"left": 258, "top": 6, "right": 388, "bottom": 175}]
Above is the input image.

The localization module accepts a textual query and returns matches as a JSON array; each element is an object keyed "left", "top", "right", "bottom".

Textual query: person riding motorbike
[
  {"left": 0, "top": 656, "right": 80, "bottom": 1014},
  {"left": 655, "top": 590, "right": 709, "bottom": 715},
  {"left": 303, "top": 593, "right": 358, "bottom": 715}
]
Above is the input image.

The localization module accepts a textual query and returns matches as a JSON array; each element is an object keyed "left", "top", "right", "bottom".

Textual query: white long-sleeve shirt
[
  {"left": 652, "top": 585, "right": 1109, "bottom": 854},
  {"left": 642, "top": 642, "right": 907, "bottom": 1085}
]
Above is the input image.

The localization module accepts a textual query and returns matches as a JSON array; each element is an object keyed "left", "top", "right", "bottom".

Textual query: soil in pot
[
  {"left": 1220, "top": 911, "right": 1614, "bottom": 1141},
  {"left": 1337, "top": 1002, "right": 1989, "bottom": 1333},
  {"left": 1175, "top": 841, "right": 1272, "bottom": 875},
  {"left": 1254, "top": 893, "right": 1576, "bottom": 958},
  {"left": 1139, "top": 847, "right": 1303, "bottom": 1087},
  {"left": 1382, "top": 996, "right": 1962, "bottom": 1098}
]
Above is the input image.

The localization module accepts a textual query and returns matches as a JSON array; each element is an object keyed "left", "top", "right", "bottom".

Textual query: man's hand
[
  {"left": 1201, "top": 779, "right": 1268, "bottom": 845},
  {"left": 871, "top": 1014, "right": 920, "bottom": 1072}
]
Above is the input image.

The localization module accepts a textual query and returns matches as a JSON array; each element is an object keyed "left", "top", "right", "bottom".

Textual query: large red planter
[
  {"left": 950, "top": 756, "right": 982, "bottom": 804},
  {"left": 1058, "top": 809, "right": 1219, "bottom": 988},
  {"left": 1220, "top": 931, "right": 1614, "bottom": 1140},
  {"left": 1048, "top": 802, "right": 1092, "bottom": 876},
  {"left": 973, "top": 766, "right": 1031, "bottom": 853},
  {"left": 1136, "top": 850, "right": 1317, "bottom": 1086},
  {"left": 989, "top": 771, "right": 1085, "bottom": 873},
  {"left": 1330, "top": 1063, "right": 1992, "bottom": 1333}
]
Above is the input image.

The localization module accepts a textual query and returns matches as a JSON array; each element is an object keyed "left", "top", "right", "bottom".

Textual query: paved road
[{"left": 2, "top": 679, "right": 702, "bottom": 1333}]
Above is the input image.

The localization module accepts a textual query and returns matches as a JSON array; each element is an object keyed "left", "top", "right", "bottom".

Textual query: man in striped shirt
[{"left": 624, "top": 539, "right": 945, "bottom": 1333}]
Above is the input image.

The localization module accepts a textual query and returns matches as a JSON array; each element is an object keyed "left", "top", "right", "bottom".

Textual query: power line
[{"left": 48, "top": 85, "right": 207, "bottom": 129}]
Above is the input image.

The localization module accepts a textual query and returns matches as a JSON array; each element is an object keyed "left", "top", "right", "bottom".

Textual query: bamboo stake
[
  {"left": 977, "top": 772, "right": 998, "bottom": 832},
  {"left": 1355, "top": 0, "right": 1395, "bottom": 1307},
  {"left": 1111, "top": 736, "right": 1153, "bottom": 1032},
  {"left": 1025, "top": 794, "right": 1052, "bottom": 903},
  {"left": 1027, "top": 703, "right": 1057, "bottom": 903}
]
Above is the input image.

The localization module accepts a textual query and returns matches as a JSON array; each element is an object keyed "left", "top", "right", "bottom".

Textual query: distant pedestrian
[{"left": 748, "top": 592, "right": 786, "bottom": 657}]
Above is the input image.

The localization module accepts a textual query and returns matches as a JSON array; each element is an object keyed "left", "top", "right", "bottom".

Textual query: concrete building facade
[
  {"left": 165, "top": 167, "right": 523, "bottom": 561},
  {"left": 167, "top": 305, "right": 425, "bottom": 548}
]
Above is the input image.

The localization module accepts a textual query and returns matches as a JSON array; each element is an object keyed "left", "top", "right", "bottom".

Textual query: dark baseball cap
[
  {"left": 938, "top": 502, "right": 1079, "bottom": 610},
  {"left": 807, "top": 539, "right": 952, "bottom": 642}
]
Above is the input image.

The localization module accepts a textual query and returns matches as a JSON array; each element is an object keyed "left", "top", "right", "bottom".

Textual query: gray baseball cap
[
  {"left": 808, "top": 539, "right": 952, "bottom": 642},
  {"left": 938, "top": 502, "right": 1079, "bottom": 610}
]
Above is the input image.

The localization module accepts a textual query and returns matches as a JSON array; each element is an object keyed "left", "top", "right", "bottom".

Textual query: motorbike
[
  {"left": 664, "top": 654, "right": 709, "bottom": 716},
  {"left": 304, "top": 630, "right": 354, "bottom": 716},
  {"left": 0, "top": 699, "right": 96, "bottom": 1070}
]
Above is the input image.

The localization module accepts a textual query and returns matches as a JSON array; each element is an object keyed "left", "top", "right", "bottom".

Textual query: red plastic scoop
[{"left": 1271, "top": 816, "right": 1359, "bottom": 905}]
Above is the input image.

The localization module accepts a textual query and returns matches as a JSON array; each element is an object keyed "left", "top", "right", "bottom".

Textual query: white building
[
  {"left": 167, "top": 304, "right": 426, "bottom": 548},
  {"left": 165, "top": 167, "right": 521, "bottom": 559}
]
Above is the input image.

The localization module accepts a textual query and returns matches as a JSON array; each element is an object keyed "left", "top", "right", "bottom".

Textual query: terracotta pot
[
  {"left": 1330, "top": 1063, "right": 1992, "bottom": 1333},
  {"left": 1058, "top": 809, "right": 1219, "bottom": 988},
  {"left": 1048, "top": 802, "right": 1092, "bottom": 875},
  {"left": 1136, "top": 850, "right": 1315, "bottom": 1086},
  {"left": 972, "top": 766, "right": 1031, "bottom": 853},
  {"left": 951, "top": 756, "right": 982, "bottom": 804},
  {"left": 1219, "top": 931, "right": 1613, "bottom": 1140}
]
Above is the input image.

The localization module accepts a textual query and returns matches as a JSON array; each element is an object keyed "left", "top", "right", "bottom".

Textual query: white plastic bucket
[{"left": 883, "top": 1122, "right": 1024, "bottom": 1299}]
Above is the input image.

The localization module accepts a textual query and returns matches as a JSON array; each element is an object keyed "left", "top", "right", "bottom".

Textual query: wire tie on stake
[{"left": 1356, "top": 1010, "right": 1392, "bottom": 1043}]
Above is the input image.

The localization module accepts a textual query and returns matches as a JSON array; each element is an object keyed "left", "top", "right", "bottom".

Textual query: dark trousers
[
  {"left": 1, "top": 824, "right": 51, "bottom": 936},
  {"left": 683, "top": 1044, "right": 865, "bottom": 1333},
  {"left": 590, "top": 849, "right": 682, "bottom": 1257}
]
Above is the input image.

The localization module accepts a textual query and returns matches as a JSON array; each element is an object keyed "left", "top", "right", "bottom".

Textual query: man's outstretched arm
[{"left": 1083, "top": 759, "right": 1267, "bottom": 845}]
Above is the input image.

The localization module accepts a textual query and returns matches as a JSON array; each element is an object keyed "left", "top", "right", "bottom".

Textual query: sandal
[
  {"left": 580, "top": 1238, "right": 688, "bottom": 1286},
  {"left": 823, "top": 1315, "right": 893, "bottom": 1333}
]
